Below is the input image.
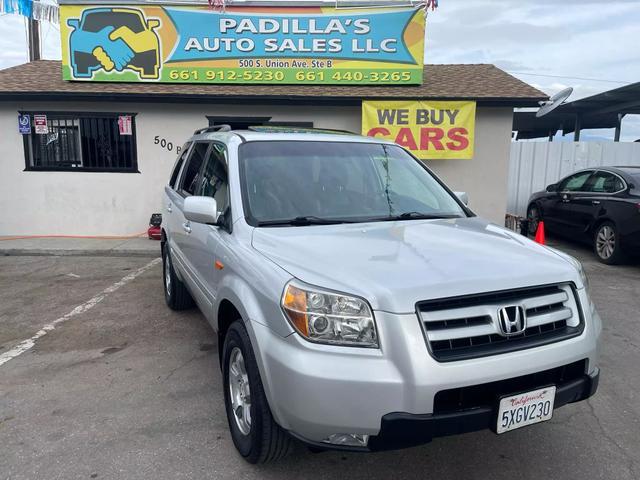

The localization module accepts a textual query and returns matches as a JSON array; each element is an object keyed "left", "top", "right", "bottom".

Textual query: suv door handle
[
  {"left": 592, "top": 200, "right": 601, "bottom": 205},
  {"left": 166, "top": 203, "right": 173, "bottom": 213},
  {"left": 183, "top": 222, "right": 192, "bottom": 234}
]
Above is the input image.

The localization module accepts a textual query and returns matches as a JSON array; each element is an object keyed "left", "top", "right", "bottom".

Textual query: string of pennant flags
[
  {"left": 0, "top": 0, "right": 59, "bottom": 23},
  {"left": 208, "top": 0, "right": 438, "bottom": 12},
  {"left": 2, "top": 0, "right": 435, "bottom": 25}
]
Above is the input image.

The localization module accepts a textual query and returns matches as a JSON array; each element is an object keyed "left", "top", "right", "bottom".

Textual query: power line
[{"left": 507, "top": 71, "right": 631, "bottom": 85}]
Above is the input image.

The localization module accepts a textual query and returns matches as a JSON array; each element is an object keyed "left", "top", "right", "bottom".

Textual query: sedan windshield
[{"left": 239, "top": 141, "right": 467, "bottom": 226}]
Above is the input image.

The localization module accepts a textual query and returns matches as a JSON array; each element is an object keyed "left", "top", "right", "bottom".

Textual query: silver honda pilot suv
[{"left": 161, "top": 126, "right": 601, "bottom": 463}]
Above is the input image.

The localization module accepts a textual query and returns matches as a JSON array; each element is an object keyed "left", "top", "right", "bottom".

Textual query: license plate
[{"left": 497, "top": 386, "right": 556, "bottom": 434}]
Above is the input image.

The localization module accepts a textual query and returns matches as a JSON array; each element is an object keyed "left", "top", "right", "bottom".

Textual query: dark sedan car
[{"left": 527, "top": 167, "right": 640, "bottom": 264}]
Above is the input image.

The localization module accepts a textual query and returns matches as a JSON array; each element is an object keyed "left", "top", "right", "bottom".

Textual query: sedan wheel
[
  {"left": 527, "top": 206, "right": 540, "bottom": 236},
  {"left": 596, "top": 226, "right": 615, "bottom": 259},
  {"left": 594, "top": 222, "right": 625, "bottom": 265}
]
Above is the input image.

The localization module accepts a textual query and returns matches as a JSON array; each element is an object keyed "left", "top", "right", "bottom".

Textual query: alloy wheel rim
[
  {"left": 165, "top": 253, "right": 172, "bottom": 296},
  {"left": 228, "top": 347, "right": 252, "bottom": 436},
  {"left": 596, "top": 226, "right": 616, "bottom": 259}
]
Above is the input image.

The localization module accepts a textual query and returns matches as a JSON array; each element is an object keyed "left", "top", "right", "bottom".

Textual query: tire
[
  {"left": 594, "top": 222, "right": 625, "bottom": 265},
  {"left": 222, "top": 321, "right": 292, "bottom": 464},
  {"left": 527, "top": 204, "right": 541, "bottom": 236},
  {"left": 163, "top": 245, "right": 194, "bottom": 310}
]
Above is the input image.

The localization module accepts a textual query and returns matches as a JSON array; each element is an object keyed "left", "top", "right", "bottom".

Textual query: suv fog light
[{"left": 323, "top": 433, "right": 370, "bottom": 447}]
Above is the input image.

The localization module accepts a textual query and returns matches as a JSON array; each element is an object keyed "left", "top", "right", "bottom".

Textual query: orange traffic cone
[{"left": 534, "top": 221, "right": 546, "bottom": 245}]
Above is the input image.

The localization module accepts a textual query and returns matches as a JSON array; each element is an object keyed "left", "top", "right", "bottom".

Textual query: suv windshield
[{"left": 239, "top": 141, "right": 467, "bottom": 226}]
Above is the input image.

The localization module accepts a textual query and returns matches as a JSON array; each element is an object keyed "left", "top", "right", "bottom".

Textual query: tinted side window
[
  {"left": 198, "top": 144, "right": 229, "bottom": 213},
  {"left": 584, "top": 172, "right": 625, "bottom": 193},
  {"left": 180, "top": 143, "right": 209, "bottom": 196},
  {"left": 169, "top": 143, "right": 191, "bottom": 188},
  {"left": 560, "top": 171, "right": 593, "bottom": 192}
]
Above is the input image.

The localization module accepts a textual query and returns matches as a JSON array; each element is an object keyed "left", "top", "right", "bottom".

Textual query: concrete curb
[{"left": 0, "top": 249, "right": 161, "bottom": 258}]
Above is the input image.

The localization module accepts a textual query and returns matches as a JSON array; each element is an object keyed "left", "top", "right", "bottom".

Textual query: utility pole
[{"left": 27, "top": 1, "right": 41, "bottom": 62}]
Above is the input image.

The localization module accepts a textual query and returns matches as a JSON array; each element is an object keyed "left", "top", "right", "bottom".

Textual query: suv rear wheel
[
  {"left": 222, "top": 321, "right": 292, "bottom": 464},
  {"left": 163, "top": 245, "right": 194, "bottom": 310}
]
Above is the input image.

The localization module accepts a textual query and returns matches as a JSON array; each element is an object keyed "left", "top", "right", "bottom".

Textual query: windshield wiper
[
  {"left": 257, "top": 216, "right": 356, "bottom": 227},
  {"left": 368, "top": 212, "right": 464, "bottom": 222}
]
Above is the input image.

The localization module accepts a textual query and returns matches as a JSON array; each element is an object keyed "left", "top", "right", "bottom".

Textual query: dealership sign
[
  {"left": 59, "top": 4, "right": 425, "bottom": 85},
  {"left": 362, "top": 101, "right": 477, "bottom": 160}
]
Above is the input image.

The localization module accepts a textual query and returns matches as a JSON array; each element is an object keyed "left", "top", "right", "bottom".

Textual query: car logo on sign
[{"left": 498, "top": 306, "right": 527, "bottom": 336}]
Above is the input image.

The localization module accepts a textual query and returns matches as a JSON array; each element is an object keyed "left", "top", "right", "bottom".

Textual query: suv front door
[{"left": 189, "top": 142, "right": 231, "bottom": 310}]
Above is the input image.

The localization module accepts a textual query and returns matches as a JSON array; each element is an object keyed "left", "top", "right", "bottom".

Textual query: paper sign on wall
[
  {"left": 18, "top": 114, "right": 31, "bottom": 134},
  {"left": 362, "top": 100, "right": 477, "bottom": 160},
  {"left": 118, "top": 115, "right": 132, "bottom": 135},
  {"left": 34, "top": 115, "right": 48, "bottom": 135}
]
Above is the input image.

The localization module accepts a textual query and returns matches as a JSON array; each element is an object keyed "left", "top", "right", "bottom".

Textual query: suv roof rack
[
  {"left": 246, "top": 126, "right": 355, "bottom": 135},
  {"left": 193, "top": 125, "right": 233, "bottom": 135}
]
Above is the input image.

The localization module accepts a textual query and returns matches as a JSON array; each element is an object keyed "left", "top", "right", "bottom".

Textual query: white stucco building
[{"left": 0, "top": 60, "right": 544, "bottom": 236}]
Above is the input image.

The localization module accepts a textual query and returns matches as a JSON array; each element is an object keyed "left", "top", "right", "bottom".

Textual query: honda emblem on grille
[{"left": 498, "top": 306, "right": 527, "bottom": 336}]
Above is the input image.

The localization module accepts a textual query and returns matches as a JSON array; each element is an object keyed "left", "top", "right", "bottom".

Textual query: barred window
[{"left": 22, "top": 112, "right": 138, "bottom": 172}]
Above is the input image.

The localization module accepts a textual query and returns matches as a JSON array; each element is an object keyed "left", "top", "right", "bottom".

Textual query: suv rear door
[
  {"left": 165, "top": 142, "right": 191, "bottom": 253},
  {"left": 170, "top": 142, "right": 211, "bottom": 293}
]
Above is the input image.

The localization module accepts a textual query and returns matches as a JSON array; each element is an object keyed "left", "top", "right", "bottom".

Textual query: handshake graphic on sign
[{"left": 67, "top": 8, "right": 161, "bottom": 79}]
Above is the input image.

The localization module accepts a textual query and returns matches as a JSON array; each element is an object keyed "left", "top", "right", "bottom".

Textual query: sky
[{"left": 0, "top": 0, "right": 639, "bottom": 140}]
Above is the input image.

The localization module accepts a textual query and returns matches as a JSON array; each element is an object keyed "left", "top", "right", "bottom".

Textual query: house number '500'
[{"left": 154, "top": 136, "right": 182, "bottom": 155}]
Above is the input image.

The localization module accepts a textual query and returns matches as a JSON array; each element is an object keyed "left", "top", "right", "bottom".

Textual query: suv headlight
[
  {"left": 547, "top": 247, "right": 590, "bottom": 291},
  {"left": 281, "top": 281, "right": 379, "bottom": 348},
  {"left": 574, "top": 259, "right": 590, "bottom": 292}
]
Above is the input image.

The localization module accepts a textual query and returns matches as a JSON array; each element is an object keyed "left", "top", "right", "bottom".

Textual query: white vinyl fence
[{"left": 507, "top": 142, "right": 640, "bottom": 217}]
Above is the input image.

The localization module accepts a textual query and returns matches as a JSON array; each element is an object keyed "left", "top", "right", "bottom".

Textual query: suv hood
[{"left": 251, "top": 217, "right": 581, "bottom": 314}]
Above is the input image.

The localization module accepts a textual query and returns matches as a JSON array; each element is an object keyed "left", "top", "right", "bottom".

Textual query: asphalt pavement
[{"left": 1, "top": 238, "right": 639, "bottom": 480}]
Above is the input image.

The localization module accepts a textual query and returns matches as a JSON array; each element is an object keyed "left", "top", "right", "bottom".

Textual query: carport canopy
[{"left": 513, "top": 81, "right": 640, "bottom": 141}]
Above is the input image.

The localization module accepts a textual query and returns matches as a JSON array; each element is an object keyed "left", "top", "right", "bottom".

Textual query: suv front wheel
[{"left": 222, "top": 321, "right": 292, "bottom": 463}]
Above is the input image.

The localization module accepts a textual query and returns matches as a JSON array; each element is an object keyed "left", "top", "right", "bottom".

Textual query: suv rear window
[
  {"left": 169, "top": 143, "right": 191, "bottom": 188},
  {"left": 180, "top": 143, "right": 209, "bottom": 196}
]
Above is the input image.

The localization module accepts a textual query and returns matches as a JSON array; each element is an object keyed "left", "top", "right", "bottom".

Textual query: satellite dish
[{"left": 536, "top": 87, "right": 573, "bottom": 118}]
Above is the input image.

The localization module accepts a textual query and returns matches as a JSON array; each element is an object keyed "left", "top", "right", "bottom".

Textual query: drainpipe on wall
[{"left": 28, "top": 0, "right": 41, "bottom": 62}]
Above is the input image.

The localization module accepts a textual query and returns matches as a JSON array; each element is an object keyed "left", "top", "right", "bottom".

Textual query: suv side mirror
[
  {"left": 546, "top": 183, "right": 559, "bottom": 193},
  {"left": 454, "top": 191, "right": 469, "bottom": 206},
  {"left": 67, "top": 18, "right": 80, "bottom": 29},
  {"left": 183, "top": 196, "right": 220, "bottom": 225},
  {"left": 147, "top": 19, "right": 160, "bottom": 29}
]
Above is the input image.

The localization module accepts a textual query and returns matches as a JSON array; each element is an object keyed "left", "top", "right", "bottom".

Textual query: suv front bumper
[
  {"left": 368, "top": 367, "right": 598, "bottom": 452},
  {"left": 248, "top": 290, "right": 601, "bottom": 450}
]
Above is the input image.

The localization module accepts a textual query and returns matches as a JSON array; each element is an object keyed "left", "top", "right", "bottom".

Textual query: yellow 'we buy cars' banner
[
  {"left": 59, "top": 3, "right": 425, "bottom": 84},
  {"left": 362, "top": 101, "right": 477, "bottom": 160}
]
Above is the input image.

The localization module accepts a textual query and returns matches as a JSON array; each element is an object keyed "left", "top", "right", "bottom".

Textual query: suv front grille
[{"left": 418, "top": 284, "right": 584, "bottom": 362}]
